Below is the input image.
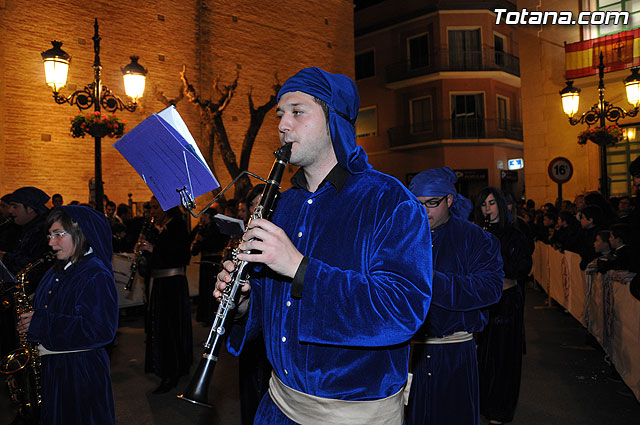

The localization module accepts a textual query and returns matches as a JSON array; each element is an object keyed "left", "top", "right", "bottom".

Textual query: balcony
[
  {"left": 387, "top": 118, "right": 523, "bottom": 148},
  {"left": 386, "top": 46, "right": 520, "bottom": 84}
]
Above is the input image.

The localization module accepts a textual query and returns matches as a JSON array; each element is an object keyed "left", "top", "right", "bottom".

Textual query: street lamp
[
  {"left": 560, "top": 51, "right": 640, "bottom": 199},
  {"left": 41, "top": 18, "right": 147, "bottom": 212}
]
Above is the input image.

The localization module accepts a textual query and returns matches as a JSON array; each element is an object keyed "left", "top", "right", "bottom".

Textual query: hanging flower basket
[
  {"left": 70, "top": 111, "right": 126, "bottom": 139},
  {"left": 577, "top": 124, "right": 624, "bottom": 147}
]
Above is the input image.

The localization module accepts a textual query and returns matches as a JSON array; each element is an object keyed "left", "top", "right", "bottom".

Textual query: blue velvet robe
[
  {"left": 406, "top": 215, "right": 504, "bottom": 425},
  {"left": 422, "top": 215, "right": 503, "bottom": 338},
  {"left": 28, "top": 255, "right": 118, "bottom": 425},
  {"left": 228, "top": 167, "right": 433, "bottom": 421}
]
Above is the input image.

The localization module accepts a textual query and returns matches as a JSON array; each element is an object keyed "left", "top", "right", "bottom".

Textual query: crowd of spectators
[{"left": 519, "top": 188, "right": 639, "bottom": 282}]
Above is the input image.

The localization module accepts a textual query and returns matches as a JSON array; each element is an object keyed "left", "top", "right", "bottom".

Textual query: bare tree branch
[
  {"left": 239, "top": 73, "right": 282, "bottom": 172},
  {"left": 153, "top": 81, "right": 184, "bottom": 107},
  {"left": 181, "top": 67, "right": 243, "bottom": 195},
  {"left": 176, "top": 67, "right": 279, "bottom": 199}
]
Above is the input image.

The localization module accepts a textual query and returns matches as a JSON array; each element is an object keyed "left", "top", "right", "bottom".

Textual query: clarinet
[
  {"left": 178, "top": 142, "right": 292, "bottom": 407},
  {"left": 124, "top": 217, "right": 155, "bottom": 291},
  {"left": 482, "top": 214, "right": 491, "bottom": 231}
]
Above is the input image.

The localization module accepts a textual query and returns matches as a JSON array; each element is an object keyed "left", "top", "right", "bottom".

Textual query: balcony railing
[
  {"left": 387, "top": 118, "right": 523, "bottom": 148},
  {"left": 386, "top": 46, "right": 520, "bottom": 83}
]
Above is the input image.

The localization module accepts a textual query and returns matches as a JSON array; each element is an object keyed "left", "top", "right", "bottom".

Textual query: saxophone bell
[{"left": 0, "top": 251, "right": 54, "bottom": 423}]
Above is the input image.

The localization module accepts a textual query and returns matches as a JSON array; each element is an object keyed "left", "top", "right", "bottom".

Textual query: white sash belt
[
  {"left": 268, "top": 371, "right": 412, "bottom": 425},
  {"left": 503, "top": 278, "right": 518, "bottom": 290},
  {"left": 38, "top": 344, "right": 93, "bottom": 356},
  {"left": 415, "top": 330, "right": 474, "bottom": 345},
  {"left": 151, "top": 267, "right": 185, "bottom": 279}
]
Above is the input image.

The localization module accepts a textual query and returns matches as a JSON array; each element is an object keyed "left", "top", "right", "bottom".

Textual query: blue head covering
[
  {"left": 409, "top": 167, "right": 473, "bottom": 219},
  {"left": 277, "top": 67, "right": 371, "bottom": 174},
  {"left": 10, "top": 186, "right": 50, "bottom": 216},
  {"left": 57, "top": 205, "right": 113, "bottom": 270}
]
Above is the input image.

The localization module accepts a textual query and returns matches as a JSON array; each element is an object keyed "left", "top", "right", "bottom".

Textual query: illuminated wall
[{"left": 0, "top": 0, "right": 354, "bottom": 207}]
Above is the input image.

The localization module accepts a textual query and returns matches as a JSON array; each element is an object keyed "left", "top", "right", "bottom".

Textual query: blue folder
[{"left": 113, "top": 106, "right": 219, "bottom": 211}]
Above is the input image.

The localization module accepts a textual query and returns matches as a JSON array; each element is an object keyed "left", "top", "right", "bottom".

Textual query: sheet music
[{"left": 113, "top": 106, "right": 220, "bottom": 210}]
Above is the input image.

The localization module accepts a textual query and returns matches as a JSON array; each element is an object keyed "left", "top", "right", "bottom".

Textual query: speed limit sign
[{"left": 548, "top": 157, "right": 573, "bottom": 184}]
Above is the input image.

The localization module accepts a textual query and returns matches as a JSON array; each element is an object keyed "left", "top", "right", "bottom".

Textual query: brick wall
[{"left": 0, "top": 0, "right": 354, "bottom": 209}]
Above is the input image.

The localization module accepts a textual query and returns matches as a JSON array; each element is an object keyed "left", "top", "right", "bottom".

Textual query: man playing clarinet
[{"left": 216, "top": 67, "right": 433, "bottom": 424}]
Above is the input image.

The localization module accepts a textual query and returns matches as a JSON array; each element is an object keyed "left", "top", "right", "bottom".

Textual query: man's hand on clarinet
[
  {"left": 214, "top": 260, "right": 248, "bottom": 300},
  {"left": 237, "top": 218, "right": 303, "bottom": 279}
]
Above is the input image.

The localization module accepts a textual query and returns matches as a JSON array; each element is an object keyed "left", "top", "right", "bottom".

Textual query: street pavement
[{"left": 1, "top": 284, "right": 639, "bottom": 424}]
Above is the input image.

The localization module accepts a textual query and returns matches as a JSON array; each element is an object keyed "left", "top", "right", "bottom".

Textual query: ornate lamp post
[
  {"left": 41, "top": 18, "right": 147, "bottom": 211},
  {"left": 559, "top": 51, "right": 640, "bottom": 199}
]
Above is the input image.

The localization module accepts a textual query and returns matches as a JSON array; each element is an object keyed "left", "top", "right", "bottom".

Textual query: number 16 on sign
[{"left": 548, "top": 157, "right": 573, "bottom": 203}]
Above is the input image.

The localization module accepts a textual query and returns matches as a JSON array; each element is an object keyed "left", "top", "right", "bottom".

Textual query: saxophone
[
  {"left": 124, "top": 217, "right": 155, "bottom": 291},
  {"left": 178, "top": 142, "right": 292, "bottom": 407},
  {"left": 0, "top": 251, "right": 55, "bottom": 424}
]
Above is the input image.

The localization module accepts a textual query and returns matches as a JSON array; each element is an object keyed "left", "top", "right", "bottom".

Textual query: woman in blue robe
[{"left": 21, "top": 205, "right": 118, "bottom": 425}]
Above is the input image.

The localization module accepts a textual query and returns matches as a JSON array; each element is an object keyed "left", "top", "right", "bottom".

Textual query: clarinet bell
[{"left": 177, "top": 354, "right": 217, "bottom": 407}]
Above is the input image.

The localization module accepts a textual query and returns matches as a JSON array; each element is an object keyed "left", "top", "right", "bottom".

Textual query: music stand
[
  {"left": 0, "top": 259, "right": 17, "bottom": 297},
  {"left": 0, "top": 260, "right": 17, "bottom": 284}
]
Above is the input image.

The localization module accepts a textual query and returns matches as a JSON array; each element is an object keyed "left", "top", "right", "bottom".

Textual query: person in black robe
[
  {"left": 140, "top": 197, "right": 193, "bottom": 394},
  {"left": 190, "top": 205, "right": 228, "bottom": 325},
  {"left": 474, "top": 187, "right": 532, "bottom": 424},
  {"left": 0, "top": 193, "right": 21, "bottom": 252},
  {"left": 1, "top": 187, "right": 50, "bottom": 280},
  {"left": 0, "top": 188, "right": 50, "bottom": 359}
]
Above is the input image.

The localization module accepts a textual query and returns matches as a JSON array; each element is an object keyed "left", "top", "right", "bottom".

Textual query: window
[
  {"left": 597, "top": 0, "right": 640, "bottom": 36},
  {"left": 355, "top": 50, "right": 375, "bottom": 80},
  {"left": 408, "top": 33, "right": 429, "bottom": 69},
  {"left": 497, "top": 96, "right": 508, "bottom": 130},
  {"left": 356, "top": 106, "right": 377, "bottom": 138},
  {"left": 451, "top": 94, "right": 484, "bottom": 138},
  {"left": 607, "top": 124, "right": 640, "bottom": 195},
  {"left": 448, "top": 29, "right": 481, "bottom": 70},
  {"left": 410, "top": 97, "right": 433, "bottom": 132},
  {"left": 494, "top": 34, "right": 506, "bottom": 66}
]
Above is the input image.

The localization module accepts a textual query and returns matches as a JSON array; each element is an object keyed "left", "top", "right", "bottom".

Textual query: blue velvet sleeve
[
  {"left": 227, "top": 278, "right": 263, "bottom": 356},
  {"left": 431, "top": 229, "right": 504, "bottom": 311},
  {"left": 298, "top": 200, "right": 432, "bottom": 347},
  {"left": 28, "top": 269, "right": 118, "bottom": 351}
]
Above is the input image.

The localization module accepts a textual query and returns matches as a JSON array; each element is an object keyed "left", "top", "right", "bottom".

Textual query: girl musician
[
  {"left": 18, "top": 205, "right": 118, "bottom": 425},
  {"left": 473, "top": 187, "right": 532, "bottom": 425}
]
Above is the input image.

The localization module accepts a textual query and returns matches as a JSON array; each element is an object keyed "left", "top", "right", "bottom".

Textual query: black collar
[{"left": 290, "top": 164, "right": 349, "bottom": 193}]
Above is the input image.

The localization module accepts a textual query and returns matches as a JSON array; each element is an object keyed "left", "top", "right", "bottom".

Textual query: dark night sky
[{"left": 353, "top": 0, "right": 387, "bottom": 12}]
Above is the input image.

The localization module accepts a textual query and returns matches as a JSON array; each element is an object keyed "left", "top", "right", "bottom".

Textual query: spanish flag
[{"left": 565, "top": 28, "right": 640, "bottom": 79}]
